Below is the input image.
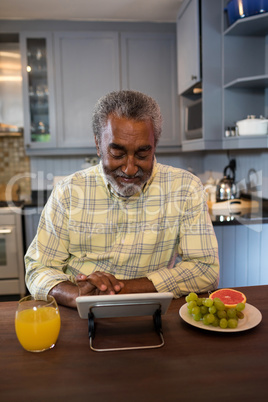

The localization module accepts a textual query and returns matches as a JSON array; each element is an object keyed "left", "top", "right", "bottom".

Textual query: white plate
[{"left": 179, "top": 303, "right": 262, "bottom": 332}]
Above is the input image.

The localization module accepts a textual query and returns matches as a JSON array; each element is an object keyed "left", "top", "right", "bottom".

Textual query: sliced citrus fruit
[{"left": 209, "top": 288, "right": 246, "bottom": 308}]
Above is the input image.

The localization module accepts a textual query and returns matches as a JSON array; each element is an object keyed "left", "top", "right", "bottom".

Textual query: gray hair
[{"left": 92, "top": 90, "right": 162, "bottom": 145}]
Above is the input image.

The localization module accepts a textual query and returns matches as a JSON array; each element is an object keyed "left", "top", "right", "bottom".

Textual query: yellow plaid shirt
[{"left": 25, "top": 161, "right": 219, "bottom": 299}]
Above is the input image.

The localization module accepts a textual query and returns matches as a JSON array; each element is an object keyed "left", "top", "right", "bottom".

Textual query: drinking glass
[{"left": 15, "top": 295, "right": 61, "bottom": 352}]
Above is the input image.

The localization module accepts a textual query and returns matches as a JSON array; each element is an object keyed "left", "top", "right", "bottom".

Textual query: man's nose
[{"left": 122, "top": 157, "right": 138, "bottom": 177}]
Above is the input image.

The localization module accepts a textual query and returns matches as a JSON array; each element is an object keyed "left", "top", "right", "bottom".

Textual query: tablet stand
[{"left": 87, "top": 301, "right": 165, "bottom": 352}]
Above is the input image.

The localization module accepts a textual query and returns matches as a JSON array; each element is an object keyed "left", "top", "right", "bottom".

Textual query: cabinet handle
[
  {"left": 191, "top": 75, "right": 197, "bottom": 80},
  {"left": 0, "top": 228, "right": 12, "bottom": 234}
]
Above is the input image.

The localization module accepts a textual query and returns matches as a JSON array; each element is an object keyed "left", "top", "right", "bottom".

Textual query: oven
[{"left": 0, "top": 205, "right": 26, "bottom": 297}]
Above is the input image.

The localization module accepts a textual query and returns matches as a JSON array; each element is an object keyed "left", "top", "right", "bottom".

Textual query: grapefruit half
[{"left": 209, "top": 288, "right": 246, "bottom": 308}]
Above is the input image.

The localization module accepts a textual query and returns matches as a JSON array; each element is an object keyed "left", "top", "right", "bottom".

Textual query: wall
[
  {"left": 29, "top": 151, "right": 205, "bottom": 191},
  {"left": 201, "top": 149, "right": 268, "bottom": 199},
  {"left": 0, "top": 136, "right": 31, "bottom": 200},
  {"left": 29, "top": 148, "right": 268, "bottom": 200}
]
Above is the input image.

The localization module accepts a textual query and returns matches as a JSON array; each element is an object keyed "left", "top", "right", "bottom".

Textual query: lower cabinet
[
  {"left": 23, "top": 208, "right": 42, "bottom": 251},
  {"left": 214, "top": 223, "right": 268, "bottom": 288}
]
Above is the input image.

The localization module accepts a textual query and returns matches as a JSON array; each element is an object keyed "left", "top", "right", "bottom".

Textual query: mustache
[{"left": 114, "top": 167, "right": 143, "bottom": 179}]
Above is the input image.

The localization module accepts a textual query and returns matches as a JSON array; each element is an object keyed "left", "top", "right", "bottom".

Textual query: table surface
[{"left": 1, "top": 285, "right": 268, "bottom": 402}]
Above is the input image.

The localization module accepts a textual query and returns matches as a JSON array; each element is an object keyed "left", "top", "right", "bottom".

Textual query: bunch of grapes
[{"left": 185, "top": 292, "right": 245, "bottom": 329}]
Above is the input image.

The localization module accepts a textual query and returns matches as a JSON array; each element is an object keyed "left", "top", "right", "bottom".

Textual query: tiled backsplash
[{"left": 0, "top": 136, "right": 31, "bottom": 201}]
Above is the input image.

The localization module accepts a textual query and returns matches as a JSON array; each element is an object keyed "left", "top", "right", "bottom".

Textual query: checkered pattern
[{"left": 25, "top": 161, "right": 219, "bottom": 299}]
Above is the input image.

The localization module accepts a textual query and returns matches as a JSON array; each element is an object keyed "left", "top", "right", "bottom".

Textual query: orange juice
[{"left": 15, "top": 306, "right": 61, "bottom": 352}]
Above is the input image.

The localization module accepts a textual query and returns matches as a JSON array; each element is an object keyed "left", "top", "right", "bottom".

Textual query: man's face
[{"left": 95, "top": 115, "right": 156, "bottom": 197}]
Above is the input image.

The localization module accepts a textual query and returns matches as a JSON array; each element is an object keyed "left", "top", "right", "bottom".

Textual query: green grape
[
  {"left": 196, "top": 298, "right": 204, "bottom": 306},
  {"left": 191, "top": 306, "right": 200, "bottom": 315},
  {"left": 219, "top": 318, "right": 228, "bottom": 329},
  {"left": 187, "top": 292, "right": 198, "bottom": 301},
  {"left": 236, "top": 311, "right": 244, "bottom": 319},
  {"left": 193, "top": 313, "right": 202, "bottom": 321},
  {"left": 236, "top": 303, "right": 245, "bottom": 311},
  {"left": 214, "top": 300, "right": 225, "bottom": 311},
  {"left": 200, "top": 305, "right": 208, "bottom": 315},
  {"left": 211, "top": 317, "right": 220, "bottom": 327},
  {"left": 217, "top": 310, "right": 227, "bottom": 319},
  {"left": 227, "top": 308, "right": 236, "bottom": 319},
  {"left": 187, "top": 300, "right": 197, "bottom": 310},
  {"left": 203, "top": 298, "right": 213, "bottom": 307},
  {"left": 213, "top": 297, "right": 221, "bottom": 302},
  {"left": 206, "top": 313, "right": 215, "bottom": 324},
  {"left": 209, "top": 305, "right": 217, "bottom": 314},
  {"left": 202, "top": 315, "right": 210, "bottom": 325},
  {"left": 227, "top": 318, "right": 238, "bottom": 329},
  {"left": 186, "top": 294, "right": 245, "bottom": 329}
]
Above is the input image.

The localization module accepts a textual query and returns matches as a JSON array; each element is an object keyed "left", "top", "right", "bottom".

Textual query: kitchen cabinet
[
  {"left": 54, "top": 31, "right": 120, "bottom": 149},
  {"left": 222, "top": 1, "right": 268, "bottom": 150},
  {"left": 20, "top": 32, "right": 57, "bottom": 151},
  {"left": 178, "top": 0, "right": 222, "bottom": 151},
  {"left": 177, "top": 0, "right": 201, "bottom": 95},
  {"left": 0, "top": 209, "right": 26, "bottom": 297},
  {"left": 23, "top": 207, "right": 42, "bottom": 250},
  {"left": 214, "top": 223, "right": 268, "bottom": 288},
  {"left": 19, "top": 25, "right": 179, "bottom": 155},
  {"left": 121, "top": 32, "right": 179, "bottom": 148}
]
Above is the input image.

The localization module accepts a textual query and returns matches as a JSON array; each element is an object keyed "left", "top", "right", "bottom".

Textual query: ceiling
[{"left": 0, "top": 0, "right": 183, "bottom": 23}]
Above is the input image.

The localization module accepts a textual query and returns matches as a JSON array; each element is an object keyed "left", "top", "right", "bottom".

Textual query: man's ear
[{"left": 94, "top": 136, "right": 101, "bottom": 157}]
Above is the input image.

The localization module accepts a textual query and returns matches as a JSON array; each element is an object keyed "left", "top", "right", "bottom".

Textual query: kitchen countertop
[
  {"left": 210, "top": 194, "right": 268, "bottom": 226},
  {"left": 24, "top": 191, "right": 268, "bottom": 226}
]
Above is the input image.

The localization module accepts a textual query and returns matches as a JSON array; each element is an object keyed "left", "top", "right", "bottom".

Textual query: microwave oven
[{"left": 184, "top": 98, "right": 202, "bottom": 140}]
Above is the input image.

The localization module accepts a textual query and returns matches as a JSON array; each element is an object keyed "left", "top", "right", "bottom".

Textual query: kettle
[{"left": 216, "top": 160, "right": 236, "bottom": 202}]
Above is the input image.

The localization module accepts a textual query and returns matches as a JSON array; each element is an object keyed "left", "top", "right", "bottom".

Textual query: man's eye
[
  {"left": 136, "top": 153, "right": 149, "bottom": 160},
  {"left": 111, "top": 152, "right": 125, "bottom": 159}
]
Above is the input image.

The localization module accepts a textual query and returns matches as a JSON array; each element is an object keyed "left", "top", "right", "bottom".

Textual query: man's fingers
[
  {"left": 75, "top": 271, "right": 124, "bottom": 296},
  {"left": 87, "top": 272, "right": 124, "bottom": 294}
]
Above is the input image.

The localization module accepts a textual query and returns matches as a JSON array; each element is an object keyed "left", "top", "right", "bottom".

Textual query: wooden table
[{"left": 1, "top": 286, "right": 268, "bottom": 401}]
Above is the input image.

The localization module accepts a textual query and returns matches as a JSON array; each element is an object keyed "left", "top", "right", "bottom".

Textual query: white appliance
[{"left": 0, "top": 206, "right": 26, "bottom": 297}]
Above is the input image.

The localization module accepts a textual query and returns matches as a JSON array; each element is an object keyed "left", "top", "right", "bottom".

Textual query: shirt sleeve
[
  {"left": 146, "top": 176, "right": 220, "bottom": 298},
  {"left": 25, "top": 186, "right": 75, "bottom": 300}
]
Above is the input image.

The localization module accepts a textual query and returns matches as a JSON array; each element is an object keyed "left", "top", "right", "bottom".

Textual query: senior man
[{"left": 25, "top": 90, "right": 219, "bottom": 308}]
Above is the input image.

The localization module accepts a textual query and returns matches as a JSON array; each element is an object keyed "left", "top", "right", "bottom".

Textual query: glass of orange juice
[{"left": 15, "top": 295, "right": 61, "bottom": 352}]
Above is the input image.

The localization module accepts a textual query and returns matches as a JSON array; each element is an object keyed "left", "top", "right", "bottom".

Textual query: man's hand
[
  {"left": 49, "top": 273, "right": 156, "bottom": 309},
  {"left": 76, "top": 272, "right": 125, "bottom": 296}
]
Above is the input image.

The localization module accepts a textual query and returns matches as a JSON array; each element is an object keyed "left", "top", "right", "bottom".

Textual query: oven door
[{"left": 0, "top": 225, "right": 19, "bottom": 278}]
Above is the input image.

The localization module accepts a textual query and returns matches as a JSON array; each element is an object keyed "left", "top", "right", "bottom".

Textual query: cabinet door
[
  {"left": 20, "top": 32, "right": 57, "bottom": 150},
  {"left": 54, "top": 32, "right": 120, "bottom": 148},
  {"left": 23, "top": 208, "right": 42, "bottom": 250},
  {"left": 121, "top": 32, "right": 179, "bottom": 148},
  {"left": 177, "top": 0, "right": 201, "bottom": 95}
]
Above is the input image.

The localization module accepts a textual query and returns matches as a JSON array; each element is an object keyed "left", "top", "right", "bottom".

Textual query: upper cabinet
[
  {"left": 121, "top": 32, "right": 179, "bottom": 148},
  {"left": 20, "top": 32, "right": 57, "bottom": 151},
  {"left": 222, "top": 1, "right": 268, "bottom": 150},
  {"left": 177, "top": 0, "right": 222, "bottom": 151},
  {"left": 177, "top": 0, "right": 201, "bottom": 95},
  {"left": 54, "top": 31, "right": 120, "bottom": 150},
  {"left": 18, "top": 24, "right": 179, "bottom": 155}
]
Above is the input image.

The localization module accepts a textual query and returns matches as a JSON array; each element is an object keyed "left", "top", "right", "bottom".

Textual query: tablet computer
[{"left": 76, "top": 292, "right": 173, "bottom": 319}]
